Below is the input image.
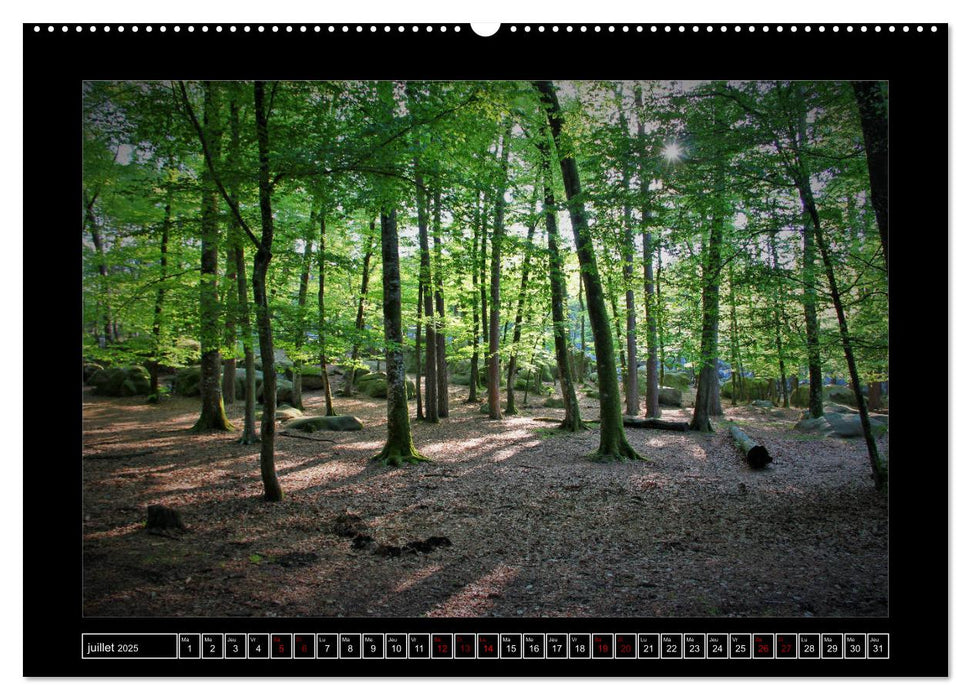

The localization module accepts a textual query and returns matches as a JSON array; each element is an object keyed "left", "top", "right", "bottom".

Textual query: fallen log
[
  {"left": 728, "top": 423, "right": 772, "bottom": 469},
  {"left": 623, "top": 416, "right": 690, "bottom": 432},
  {"left": 279, "top": 431, "right": 337, "bottom": 444}
]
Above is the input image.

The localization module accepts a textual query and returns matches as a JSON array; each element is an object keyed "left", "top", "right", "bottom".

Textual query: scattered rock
[
  {"left": 286, "top": 415, "right": 363, "bottom": 432},
  {"left": 658, "top": 387, "right": 682, "bottom": 407},
  {"left": 145, "top": 504, "right": 186, "bottom": 537},
  {"left": 91, "top": 366, "right": 152, "bottom": 397}
]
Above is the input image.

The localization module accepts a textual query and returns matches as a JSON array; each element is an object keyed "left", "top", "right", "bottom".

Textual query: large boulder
[
  {"left": 257, "top": 377, "right": 294, "bottom": 404},
  {"left": 276, "top": 404, "right": 304, "bottom": 422},
  {"left": 721, "top": 377, "right": 776, "bottom": 402},
  {"left": 90, "top": 366, "right": 151, "bottom": 397},
  {"left": 83, "top": 362, "right": 105, "bottom": 384},
  {"left": 795, "top": 416, "right": 829, "bottom": 433},
  {"left": 543, "top": 397, "right": 565, "bottom": 408},
  {"left": 660, "top": 371, "right": 691, "bottom": 391},
  {"left": 658, "top": 387, "right": 683, "bottom": 407},
  {"left": 285, "top": 364, "right": 325, "bottom": 390},
  {"left": 173, "top": 366, "right": 203, "bottom": 396},
  {"left": 789, "top": 385, "right": 810, "bottom": 408},
  {"left": 824, "top": 384, "right": 858, "bottom": 408},
  {"left": 285, "top": 415, "right": 364, "bottom": 432},
  {"left": 232, "top": 367, "right": 263, "bottom": 399},
  {"left": 825, "top": 412, "right": 888, "bottom": 438},
  {"left": 361, "top": 377, "right": 416, "bottom": 399}
]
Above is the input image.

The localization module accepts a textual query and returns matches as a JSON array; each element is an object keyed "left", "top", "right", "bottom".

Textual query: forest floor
[{"left": 82, "top": 377, "right": 889, "bottom": 619}]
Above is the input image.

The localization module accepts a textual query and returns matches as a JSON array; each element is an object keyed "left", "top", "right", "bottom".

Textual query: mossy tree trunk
[
  {"left": 536, "top": 81, "right": 637, "bottom": 460},
  {"left": 193, "top": 81, "right": 234, "bottom": 433},
  {"left": 375, "top": 209, "right": 428, "bottom": 466},
  {"left": 538, "top": 141, "right": 584, "bottom": 432}
]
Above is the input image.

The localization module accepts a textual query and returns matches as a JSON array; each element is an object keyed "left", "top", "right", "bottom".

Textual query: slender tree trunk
[
  {"left": 150, "top": 196, "right": 171, "bottom": 400},
  {"left": 221, "top": 240, "right": 238, "bottom": 406},
  {"left": 479, "top": 200, "right": 490, "bottom": 388},
  {"left": 868, "top": 381, "right": 883, "bottom": 411},
  {"left": 539, "top": 139, "right": 584, "bottom": 432},
  {"left": 375, "top": 209, "right": 428, "bottom": 466},
  {"left": 193, "top": 82, "right": 233, "bottom": 433},
  {"left": 615, "top": 92, "right": 640, "bottom": 417},
  {"left": 690, "top": 156, "right": 726, "bottom": 432},
  {"left": 432, "top": 185, "right": 449, "bottom": 418},
  {"left": 415, "top": 280, "right": 424, "bottom": 420},
  {"left": 224, "top": 95, "right": 258, "bottom": 444},
  {"left": 488, "top": 123, "right": 513, "bottom": 420},
  {"left": 656, "top": 244, "right": 665, "bottom": 388},
  {"left": 727, "top": 264, "right": 742, "bottom": 408},
  {"left": 253, "top": 80, "right": 282, "bottom": 501},
  {"left": 317, "top": 211, "right": 336, "bottom": 416},
  {"left": 634, "top": 86, "right": 660, "bottom": 418},
  {"left": 83, "top": 191, "right": 112, "bottom": 346},
  {"left": 536, "top": 81, "right": 638, "bottom": 460},
  {"left": 415, "top": 167, "right": 439, "bottom": 422},
  {"left": 506, "top": 199, "right": 538, "bottom": 415},
  {"left": 467, "top": 193, "right": 482, "bottom": 403},
  {"left": 343, "top": 221, "right": 375, "bottom": 396},
  {"left": 289, "top": 231, "right": 315, "bottom": 411},
  {"left": 768, "top": 231, "right": 790, "bottom": 408},
  {"left": 851, "top": 81, "right": 889, "bottom": 274}
]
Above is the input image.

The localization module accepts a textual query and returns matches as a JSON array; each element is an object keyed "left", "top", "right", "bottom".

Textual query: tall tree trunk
[
  {"left": 467, "top": 192, "right": 482, "bottom": 403},
  {"left": 221, "top": 239, "right": 238, "bottom": 406},
  {"left": 432, "top": 185, "right": 449, "bottom": 418},
  {"left": 634, "top": 86, "right": 660, "bottom": 418},
  {"left": 479, "top": 199, "right": 490, "bottom": 388},
  {"left": 253, "top": 80, "right": 282, "bottom": 501},
  {"left": 224, "top": 94, "right": 258, "bottom": 444},
  {"left": 150, "top": 196, "right": 171, "bottom": 400},
  {"left": 727, "top": 263, "right": 742, "bottom": 408},
  {"left": 690, "top": 156, "right": 726, "bottom": 432},
  {"left": 506, "top": 196, "right": 538, "bottom": 415},
  {"left": 656, "top": 244, "right": 665, "bottom": 388},
  {"left": 488, "top": 123, "right": 513, "bottom": 420},
  {"left": 535, "top": 80, "right": 638, "bottom": 460},
  {"left": 343, "top": 221, "right": 375, "bottom": 396},
  {"left": 768, "top": 230, "right": 790, "bottom": 408},
  {"left": 851, "top": 81, "right": 889, "bottom": 274},
  {"left": 616, "top": 91, "right": 640, "bottom": 417},
  {"left": 415, "top": 167, "right": 439, "bottom": 422},
  {"left": 290, "top": 231, "right": 315, "bottom": 411},
  {"left": 539, "top": 139, "right": 584, "bottom": 432},
  {"left": 317, "top": 211, "right": 336, "bottom": 416},
  {"left": 415, "top": 280, "right": 424, "bottom": 420},
  {"left": 193, "top": 82, "right": 234, "bottom": 433},
  {"left": 375, "top": 209, "right": 428, "bottom": 466},
  {"left": 83, "top": 191, "right": 112, "bottom": 347},
  {"left": 811, "top": 203, "right": 887, "bottom": 488}
]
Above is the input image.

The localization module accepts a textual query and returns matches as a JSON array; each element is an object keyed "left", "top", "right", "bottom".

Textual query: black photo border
[{"left": 23, "top": 21, "right": 948, "bottom": 678}]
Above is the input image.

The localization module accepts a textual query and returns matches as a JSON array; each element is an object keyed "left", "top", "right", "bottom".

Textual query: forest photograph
[{"left": 81, "top": 79, "right": 890, "bottom": 618}]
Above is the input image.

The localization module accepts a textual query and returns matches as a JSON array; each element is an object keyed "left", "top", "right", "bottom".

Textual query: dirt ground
[{"left": 82, "top": 377, "right": 889, "bottom": 619}]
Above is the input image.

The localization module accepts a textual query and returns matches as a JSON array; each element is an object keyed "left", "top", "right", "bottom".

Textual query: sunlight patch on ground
[
  {"left": 425, "top": 563, "right": 521, "bottom": 617},
  {"left": 392, "top": 564, "right": 443, "bottom": 593}
]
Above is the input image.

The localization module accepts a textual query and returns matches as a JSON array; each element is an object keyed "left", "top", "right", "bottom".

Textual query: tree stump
[{"left": 728, "top": 423, "right": 772, "bottom": 469}]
